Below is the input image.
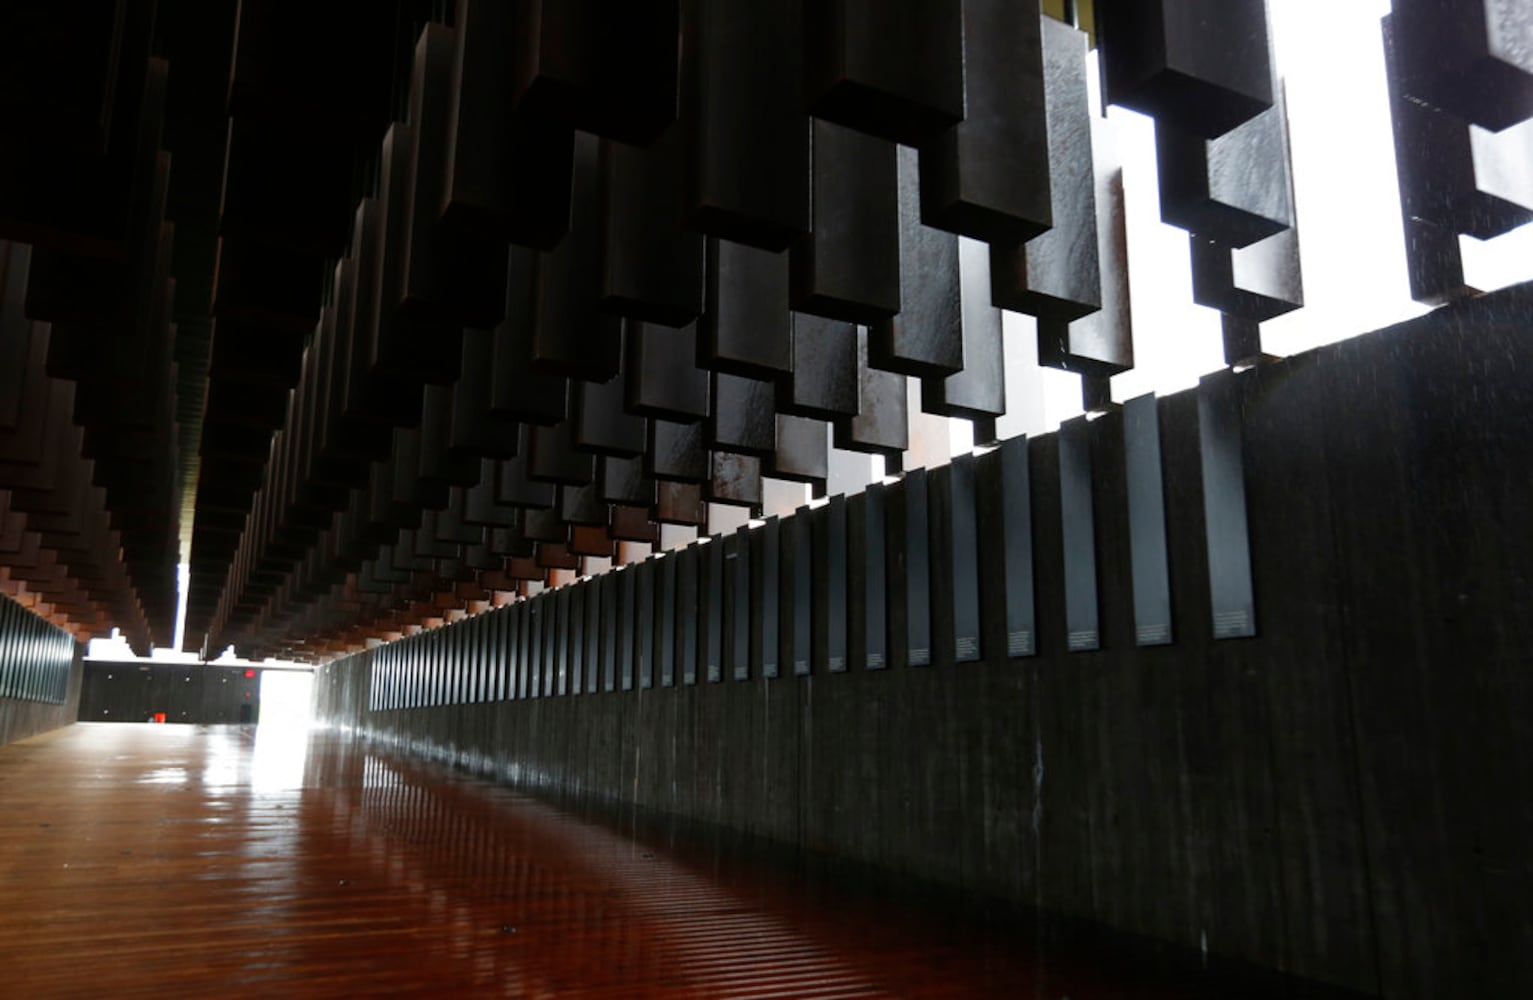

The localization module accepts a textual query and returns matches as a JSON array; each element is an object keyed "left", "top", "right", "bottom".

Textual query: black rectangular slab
[
  {"left": 684, "top": 0, "right": 808, "bottom": 250},
  {"left": 570, "top": 583, "right": 586, "bottom": 696},
  {"left": 923, "top": 236, "right": 1006, "bottom": 423},
  {"left": 833, "top": 326, "right": 909, "bottom": 461},
  {"left": 531, "top": 132, "right": 620, "bottom": 382},
  {"left": 701, "top": 238, "right": 792, "bottom": 379},
  {"left": 948, "top": 454, "right": 982, "bottom": 662},
  {"left": 703, "top": 538, "right": 724, "bottom": 682},
  {"left": 530, "top": 422, "right": 596, "bottom": 486},
  {"left": 1059, "top": 416, "right": 1100, "bottom": 652},
  {"left": 870, "top": 146, "right": 963, "bottom": 379},
  {"left": 602, "top": 570, "right": 619, "bottom": 692},
  {"left": 707, "top": 451, "right": 764, "bottom": 512},
  {"left": 600, "top": 455, "right": 655, "bottom": 506},
  {"left": 1097, "top": 0, "right": 1275, "bottom": 137},
  {"left": 856, "top": 483, "right": 889, "bottom": 669},
  {"left": 1389, "top": 0, "right": 1533, "bottom": 132},
  {"left": 678, "top": 543, "right": 700, "bottom": 684},
  {"left": 617, "top": 566, "right": 635, "bottom": 690},
  {"left": 767, "top": 415, "right": 829, "bottom": 493},
  {"left": 452, "top": 330, "right": 519, "bottom": 461},
  {"left": 575, "top": 363, "right": 647, "bottom": 459},
  {"left": 659, "top": 552, "right": 676, "bottom": 686},
  {"left": 731, "top": 524, "right": 751, "bottom": 680},
  {"left": 1123, "top": 393, "right": 1173, "bottom": 646},
  {"left": 792, "top": 120, "right": 900, "bottom": 324},
  {"left": 789, "top": 507, "right": 813, "bottom": 676},
  {"left": 998, "top": 435, "right": 1037, "bottom": 658},
  {"left": 1189, "top": 227, "right": 1304, "bottom": 322},
  {"left": 778, "top": 314, "right": 859, "bottom": 420},
  {"left": 1156, "top": 92, "right": 1296, "bottom": 247},
  {"left": 601, "top": 135, "right": 704, "bottom": 326},
  {"left": 544, "top": 591, "right": 561, "bottom": 697},
  {"left": 990, "top": 17, "right": 1101, "bottom": 324},
  {"left": 590, "top": 576, "right": 607, "bottom": 694},
  {"left": 758, "top": 516, "right": 780, "bottom": 678},
  {"left": 919, "top": 0, "right": 1050, "bottom": 242},
  {"left": 491, "top": 249, "right": 569, "bottom": 426},
  {"left": 649, "top": 419, "right": 709, "bottom": 484},
  {"left": 1199, "top": 373, "right": 1257, "bottom": 639},
  {"left": 902, "top": 468, "right": 932, "bottom": 666},
  {"left": 510, "top": 0, "right": 679, "bottom": 145},
  {"left": 805, "top": 0, "right": 965, "bottom": 145},
  {"left": 709, "top": 373, "right": 777, "bottom": 457},
  {"left": 556, "top": 586, "right": 571, "bottom": 696},
  {"left": 825, "top": 495, "right": 849, "bottom": 672},
  {"left": 626, "top": 320, "right": 711, "bottom": 422},
  {"left": 499, "top": 440, "right": 558, "bottom": 510},
  {"left": 637, "top": 558, "right": 655, "bottom": 689}
]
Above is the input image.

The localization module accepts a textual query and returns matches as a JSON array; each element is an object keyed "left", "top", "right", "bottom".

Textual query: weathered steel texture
[
  {"left": 683, "top": 0, "right": 808, "bottom": 250},
  {"left": 767, "top": 415, "right": 829, "bottom": 495},
  {"left": 919, "top": 0, "right": 1051, "bottom": 243},
  {"left": 598, "top": 455, "right": 654, "bottom": 507},
  {"left": 1037, "top": 116, "right": 1134, "bottom": 378},
  {"left": 1390, "top": 0, "right": 1533, "bottom": 132},
  {"left": 804, "top": 0, "right": 965, "bottom": 145},
  {"left": 700, "top": 238, "right": 793, "bottom": 379},
  {"left": 778, "top": 313, "right": 859, "bottom": 421},
  {"left": 706, "top": 451, "right": 763, "bottom": 513},
  {"left": 1156, "top": 89, "right": 1296, "bottom": 248},
  {"left": 1097, "top": 0, "right": 1275, "bottom": 138},
  {"left": 648, "top": 419, "right": 708, "bottom": 484},
  {"left": 1190, "top": 227, "right": 1304, "bottom": 322},
  {"left": 655, "top": 480, "right": 706, "bottom": 526},
  {"left": 600, "top": 135, "right": 703, "bottom": 327},
  {"left": 869, "top": 146, "right": 963, "bottom": 379},
  {"left": 491, "top": 249, "right": 568, "bottom": 426},
  {"left": 990, "top": 19, "right": 1101, "bottom": 324},
  {"left": 709, "top": 373, "right": 777, "bottom": 458},
  {"left": 792, "top": 120, "right": 900, "bottom": 324},
  {"left": 529, "top": 422, "right": 596, "bottom": 487},
  {"left": 625, "top": 321, "right": 710, "bottom": 423},
  {"left": 833, "top": 326, "right": 908, "bottom": 462},
  {"left": 530, "top": 132, "right": 620, "bottom": 382},
  {"left": 923, "top": 237, "right": 1006, "bottom": 424},
  {"left": 575, "top": 362, "right": 646, "bottom": 459}
]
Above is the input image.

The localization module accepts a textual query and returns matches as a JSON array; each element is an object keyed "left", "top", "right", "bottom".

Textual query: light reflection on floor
[{"left": 0, "top": 724, "right": 1360, "bottom": 998}]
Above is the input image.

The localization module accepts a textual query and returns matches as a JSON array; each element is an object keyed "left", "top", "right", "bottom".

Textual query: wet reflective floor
[{"left": 0, "top": 724, "right": 1353, "bottom": 998}]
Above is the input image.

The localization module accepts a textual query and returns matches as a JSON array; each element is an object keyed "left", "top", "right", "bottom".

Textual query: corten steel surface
[{"left": 1, "top": 723, "right": 1323, "bottom": 999}]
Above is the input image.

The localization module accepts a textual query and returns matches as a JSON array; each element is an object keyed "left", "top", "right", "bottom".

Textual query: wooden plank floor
[{"left": 0, "top": 724, "right": 1336, "bottom": 998}]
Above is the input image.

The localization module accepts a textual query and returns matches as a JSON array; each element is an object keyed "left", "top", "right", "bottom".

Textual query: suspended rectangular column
[
  {"left": 792, "top": 120, "right": 900, "bottom": 323},
  {"left": 870, "top": 146, "right": 963, "bottom": 378},
  {"left": 920, "top": 0, "right": 1050, "bottom": 242},
  {"left": 805, "top": 0, "right": 965, "bottom": 145},
  {"left": 990, "top": 17, "right": 1101, "bottom": 324},
  {"left": 1096, "top": 0, "right": 1275, "bottom": 137},
  {"left": 683, "top": 0, "right": 808, "bottom": 250}
]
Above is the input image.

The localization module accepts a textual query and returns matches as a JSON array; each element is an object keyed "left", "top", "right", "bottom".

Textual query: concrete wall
[{"left": 313, "top": 284, "right": 1533, "bottom": 999}]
